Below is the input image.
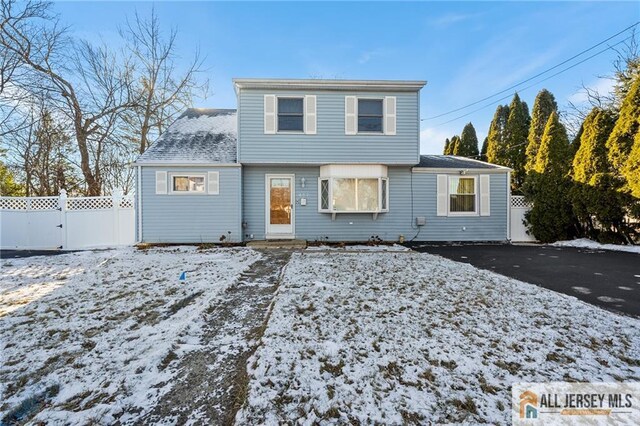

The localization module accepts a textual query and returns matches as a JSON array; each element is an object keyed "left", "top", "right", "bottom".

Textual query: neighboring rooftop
[
  {"left": 233, "top": 78, "right": 427, "bottom": 92},
  {"left": 135, "top": 109, "right": 237, "bottom": 165},
  {"left": 415, "top": 155, "right": 509, "bottom": 170}
]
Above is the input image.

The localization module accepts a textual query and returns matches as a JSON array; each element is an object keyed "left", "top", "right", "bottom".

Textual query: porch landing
[{"left": 246, "top": 239, "right": 307, "bottom": 249}]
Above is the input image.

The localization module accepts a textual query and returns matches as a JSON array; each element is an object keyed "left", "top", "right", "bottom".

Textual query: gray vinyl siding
[
  {"left": 242, "top": 166, "right": 508, "bottom": 242},
  {"left": 140, "top": 166, "right": 242, "bottom": 243},
  {"left": 237, "top": 90, "right": 420, "bottom": 165}
]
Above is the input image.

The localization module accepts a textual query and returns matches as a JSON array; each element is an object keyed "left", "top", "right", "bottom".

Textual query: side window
[
  {"left": 358, "top": 99, "right": 383, "bottom": 133},
  {"left": 449, "top": 176, "right": 476, "bottom": 213},
  {"left": 278, "top": 98, "right": 304, "bottom": 132}
]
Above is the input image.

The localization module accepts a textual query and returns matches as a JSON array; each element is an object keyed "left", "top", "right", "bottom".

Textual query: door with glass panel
[{"left": 266, "top": 175, "right": 294, "bottom": 238}]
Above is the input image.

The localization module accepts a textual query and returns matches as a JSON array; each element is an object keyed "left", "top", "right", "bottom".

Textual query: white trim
[
  {"left": 447, "top": 175, "right": 479, "bottom": 217},
  {"left": 234, "top": 78, "right": 427, "bottom": 92},
  {"left": 345, "top": 96, "right": 357, "bottom": 135},
  {"left": 507, "top": 171, "right": 512, "bottom": 241},
  {"left": 412, "top": 167, "right": 509, "bottom": 174},
  {"left": 133, "top": 163, "right": 241, "bottom": 167},
  {"left": 265, "top": 174, "right": 295, "bottom": 239},
  {"left": 168, "top": 173, "right": 207, "bottom": 195},
  {"left": 318, "top": 177, "right": 330, "bottom": 213},
  {"left": 137, "top": 165, "right": 142, "bottom": 243}
]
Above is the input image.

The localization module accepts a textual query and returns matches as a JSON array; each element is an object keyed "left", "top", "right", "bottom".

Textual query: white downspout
[{"left": 137, "top": 165, "right": 143, "bottom": 243}]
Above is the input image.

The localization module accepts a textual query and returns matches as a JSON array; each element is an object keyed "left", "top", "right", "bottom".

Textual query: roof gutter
[{"left": 233, "top": 78, "right": 427, "bottom": 92}]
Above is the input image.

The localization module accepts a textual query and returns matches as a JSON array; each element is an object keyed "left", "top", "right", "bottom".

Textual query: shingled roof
[
  {"left": 415, "top": 155, "right": 509, "bottom": 170},
  {"left": 135, "top": 109, "right": 237, "bottom": 165}
]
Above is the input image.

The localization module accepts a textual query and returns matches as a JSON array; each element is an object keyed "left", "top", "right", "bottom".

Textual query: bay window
[{"left": 319, "top": 177, "right": 389, "bottom": 213}]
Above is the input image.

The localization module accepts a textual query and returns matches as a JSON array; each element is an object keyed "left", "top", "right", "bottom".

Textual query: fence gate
[
  {"left": 1, "top": 190, "right": 135, "bottom": 250},
  {"left": 510, "top": 195, "right": 536, "bottom": 242},
  {"left": 0, "top": 197, "right": 63, "bottom": 249}
]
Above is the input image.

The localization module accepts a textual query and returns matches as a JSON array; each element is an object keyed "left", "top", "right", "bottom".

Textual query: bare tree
[
  {"left": 1, "top": 0, "right": 136, "bottom": 195},
  {"left": 121, "top": 7, "right": 209, "bottom": 154}
]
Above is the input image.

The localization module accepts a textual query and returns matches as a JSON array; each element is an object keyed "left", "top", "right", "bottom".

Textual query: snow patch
[{"left": 553, "top": 239, "right": 640, "bottom": 254}]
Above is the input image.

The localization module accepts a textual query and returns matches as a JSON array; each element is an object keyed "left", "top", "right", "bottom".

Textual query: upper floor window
[
  {"left": 358, "top": 99, "right": 383, "bottom": 133},
  {"left": 278, "top": 98, "right": 304, "bottom": 132}
]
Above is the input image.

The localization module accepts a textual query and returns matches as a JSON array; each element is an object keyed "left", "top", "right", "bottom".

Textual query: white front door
[{"left": 266, "top": 174, "right": 295, "bottom": 239}]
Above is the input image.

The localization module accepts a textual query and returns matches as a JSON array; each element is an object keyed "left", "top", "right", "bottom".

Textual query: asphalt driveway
[{"left": 409, "top": 243, "right": 640, "bottom": 317}]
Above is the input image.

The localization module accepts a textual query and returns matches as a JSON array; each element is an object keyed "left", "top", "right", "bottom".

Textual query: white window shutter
[
  {"left": 155, "top": 171, "right": 167, "bottom": 194},
  {"left": 304, "top": 95, "right": 317, "bottom": 135},
  {"left": 480, "top": 174, "right": 490, "bottom": 216},
  {"left": 384, "top": 96, "right": 396, "bottom": 135},
  {"left": 207, "top": 171, "right": 219, "bottom": 195},
  {"left": 436, "top": 174, "right": 448, "bottom": 216},
  {"left": 345, "top": 96, "right": 357, "bottom": 135},
  {"left": 264, "top": 95, "right": 276, "bottom": 134}
]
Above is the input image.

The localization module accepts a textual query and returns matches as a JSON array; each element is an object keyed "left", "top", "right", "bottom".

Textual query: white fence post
[
  {"left": 59, "top": 189, "right": 68, "bottom": 249},
  {"left": 113, "top": 189, "right": 123, "bottom": 246}
]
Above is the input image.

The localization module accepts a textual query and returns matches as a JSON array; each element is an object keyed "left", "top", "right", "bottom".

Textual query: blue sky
[{"left": 55, "top": 1, "right": 639, "bottom": 154}]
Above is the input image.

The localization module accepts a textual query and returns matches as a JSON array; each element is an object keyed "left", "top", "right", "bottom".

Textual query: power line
[
  {"left": 430, "top": 35, "right": 633, "bottom": 128},
  {"left": 423, "top": 21, "right": 639, "bottom": 121}
]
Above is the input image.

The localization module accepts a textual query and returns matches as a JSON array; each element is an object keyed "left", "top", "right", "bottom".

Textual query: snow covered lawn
[
  {"left": 237, "top": 250, "right": 640, "bottom": 424},
  {"left": 0, "top": 247, "right": 261, "bottom": 424},
  {"left": 553, "top": 238, "right": 640, "bottom": 254}
]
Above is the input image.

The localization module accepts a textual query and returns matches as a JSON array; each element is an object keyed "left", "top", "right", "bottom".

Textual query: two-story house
[{"left": 133, "top": 79, "right": 511, "bottom": 243}]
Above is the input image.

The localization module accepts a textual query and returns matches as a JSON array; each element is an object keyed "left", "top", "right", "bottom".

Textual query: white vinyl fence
[
  {"left": 0, "top": 190, "right": 135, "bottom": 250},
  {"left": 510, "top": 195, "right": 536, "bottom": 242}
]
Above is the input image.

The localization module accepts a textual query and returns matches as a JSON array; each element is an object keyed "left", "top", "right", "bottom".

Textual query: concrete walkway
[{"left": 134, "top": 250, "right": 292, "bottom": 426}]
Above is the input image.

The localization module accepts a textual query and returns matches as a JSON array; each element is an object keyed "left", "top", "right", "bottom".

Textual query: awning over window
[{"left": 319, "top": 164, "right": 388, "bottom": 178}]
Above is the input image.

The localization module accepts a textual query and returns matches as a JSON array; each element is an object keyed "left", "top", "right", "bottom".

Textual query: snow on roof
[
  {"left": 415, "top": 155, "right": 508, "bottom": 170},
  {"left": 135, "top": 109, "right": 237, "bottom": 165}
]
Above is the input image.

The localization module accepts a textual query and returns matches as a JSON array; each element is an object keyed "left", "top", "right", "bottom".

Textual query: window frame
[
  {"left": 318, "top": 177, "right": 389, "bottom": 214},
  {"left": 357, "top": 98, "right": 384, "bottom": 134},
  {"left": 169, "top": 173, "right": 207, "bottom": 195},
  {"left": 447, "top": 175, "right": 478, "bottom": 216},
  {"left": 277, "top": 97, "right": 305, "bottom": 133}
]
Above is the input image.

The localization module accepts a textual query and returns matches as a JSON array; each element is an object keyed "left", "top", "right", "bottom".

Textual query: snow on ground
[
  {"left": 306, "top": 244, "right": 409, "bottom": 252},
  {"left": 237, "top": 250, "right": 640, "bottom": 424},
  {"left": 553, "top": 238, "right": 640, "bottom": 254},
  {"left": 0, "top": 247, "right": 261, "bottom": 424}
]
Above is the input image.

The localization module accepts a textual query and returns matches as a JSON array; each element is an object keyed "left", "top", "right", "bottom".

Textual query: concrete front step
[{"left": 246, "top": 239, "right": 307, "bottom": 249}]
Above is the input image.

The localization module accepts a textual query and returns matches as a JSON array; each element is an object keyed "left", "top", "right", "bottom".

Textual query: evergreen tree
[
  {"left": 572, "top": 108, "right": 616, "bottom": 183},
  {"left": 450, "top": 135, "right": 461, "bottom": 155},
  {"left": 458, "top": 122, "right": 479, "bottom": 157},
  {"left": 624, "top": 130, "right": 640, "bottom": 200},
  {"left": 523, "top": 112, "right": 576, "bottom": 242},
  {"left": 606, "top": 76, "right": 640, "bottom": 172},
  {"left": 486, "top": 105, "right": 510, "bottom": 165},
  {"left": 443, "top": 138, "right": 451, "bottom": 155},
  {"left": 570, "top": 108, "right": 628, "bottom": 239},
  {"left": 480, "top": 137, "right": 488, "bottom": 162},
  {"left": 0, "top": 160, "right": 24, "bottom": 196},
  {"left": 534, "top": 112, "right": 571, "bottom": 175},
  {"left": 525, "top": 89, "right": 557, "bottom": 173},
  {"left": 505, "top": 93, "right": 531, "bottom": 190}
]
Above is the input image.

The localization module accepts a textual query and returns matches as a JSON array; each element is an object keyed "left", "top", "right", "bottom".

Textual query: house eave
[
  {"left": 411, "top": 167, "right": 511, "bottom": 174},
  {"left": 233, "top": 78, "right": 427, "bottom": 92},
  {"left": 131, "top": 162, "right": 241, "bottom": 168}
]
